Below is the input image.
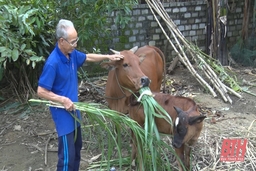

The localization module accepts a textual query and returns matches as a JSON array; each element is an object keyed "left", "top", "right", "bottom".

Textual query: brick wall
[
  {"left": 109, "top": 0, "right": 247, "bottom": 61},
  {"left": 226, "top": 0, "right": 244, "bottom": 48}
]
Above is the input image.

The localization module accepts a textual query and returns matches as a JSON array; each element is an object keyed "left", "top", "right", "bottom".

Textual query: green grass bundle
[
  {"left": 133, "top": 87, "right": 174, "bottom": 171},
  {"left": 29, "top": 95, "right": 177, "bottom": 171}
]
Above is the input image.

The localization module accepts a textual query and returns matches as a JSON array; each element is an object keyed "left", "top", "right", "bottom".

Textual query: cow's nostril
[
  {"left": 172, "top": 141, "right": 182, "bottom": 149},
  {"left": 141, "top": 77, "right": 150, "bottom": 87},
  {"left": 172, "top": 142, "right": 177, "bottom": 148}
]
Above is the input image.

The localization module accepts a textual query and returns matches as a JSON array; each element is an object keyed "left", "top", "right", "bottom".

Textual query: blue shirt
[{"left": 38, "top": 44, "right": 86, "bottom": 137}]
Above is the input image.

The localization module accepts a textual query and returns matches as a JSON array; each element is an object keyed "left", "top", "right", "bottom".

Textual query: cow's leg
[
  {"left": 175, "top": 145, "right": 186, "bottom": 171},
  {"left": 131, "top": 130, "right": 137, "bottom": 163},
  {"left": 131, "top": 130, "right": 145, "bottom": 171},
  {"left": 184, "top": 145, "right": 191, "bottom": 170}
]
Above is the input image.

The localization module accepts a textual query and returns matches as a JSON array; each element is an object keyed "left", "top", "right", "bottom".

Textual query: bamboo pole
[
  {"left": 145, "top": 0, "right": 242, "bottom": 103},
  {"left": 146, "top": 0, "right": 217, "bottom": 97}
]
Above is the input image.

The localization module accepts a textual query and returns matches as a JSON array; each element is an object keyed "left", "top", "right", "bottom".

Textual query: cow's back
[
  {"left": 154, "top": 93, "right": 198, "bottom": 114},
  {"left": 129, "top": 93, "right": 200, "bottom": 134}
]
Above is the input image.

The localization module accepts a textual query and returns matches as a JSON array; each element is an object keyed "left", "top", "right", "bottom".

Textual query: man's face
[{"left": 59, "top": 27, "right": 78, "bottom": 55}]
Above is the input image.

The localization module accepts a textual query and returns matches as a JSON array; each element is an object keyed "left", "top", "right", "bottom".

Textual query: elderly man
[{"left": 37, "top": 19, "right": 123, "bottom": 171}]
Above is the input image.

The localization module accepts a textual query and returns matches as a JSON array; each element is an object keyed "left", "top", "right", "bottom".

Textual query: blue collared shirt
[{"left": 38, "top": 44, "right": 86, "bottom": 137}]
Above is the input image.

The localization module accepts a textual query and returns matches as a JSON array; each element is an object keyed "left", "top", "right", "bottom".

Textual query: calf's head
[
  {"left": 172, "top": 106, "right": 206, "bottom": 148},
  {"left": 101, "top": 46, "right": 150, "bottom": 92}
]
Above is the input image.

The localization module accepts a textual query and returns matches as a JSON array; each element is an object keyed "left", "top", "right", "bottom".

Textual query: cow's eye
[{"left": 123, "top": 63, "right": 128, "bottom": 67}]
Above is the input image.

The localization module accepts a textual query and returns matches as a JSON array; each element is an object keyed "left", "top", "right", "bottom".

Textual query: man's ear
[{"left": 188, "top": 115, "right": 206, "bottom": 125}]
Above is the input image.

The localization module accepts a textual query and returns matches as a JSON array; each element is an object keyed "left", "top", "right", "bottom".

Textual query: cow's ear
[
  {"left": 130, "top": 46, "right": 138, "bottom": 53},
  {"left": 138, "top": 54, "right": 146, "bottom": 64},
  {"left": 100, "top": 61, "right": 115, "bottom": 70},
  {"left": 188, "top": 115, "right": 206, "bottom": 125}
]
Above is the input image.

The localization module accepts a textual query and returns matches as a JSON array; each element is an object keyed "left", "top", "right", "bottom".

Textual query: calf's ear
[
  {"left": 173, "top": 106, "right": 183, "bottom": 115},
  {"left": 188, "top": 115, "right": 206, "bottom": 125}
]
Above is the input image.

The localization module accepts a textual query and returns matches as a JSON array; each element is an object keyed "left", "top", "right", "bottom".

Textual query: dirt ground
[{"left": 0, "top": 65, "right": 255, "bottom": 171}]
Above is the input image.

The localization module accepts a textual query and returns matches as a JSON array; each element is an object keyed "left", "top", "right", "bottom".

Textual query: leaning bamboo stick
[
  {"left": 223, "top": 84, "right": 242, "bottom": 98},
  {"left": 202, "top": 65, "right": 233, "bottom": 103},
  {"left": 153, "top": 0, "right": 221, "bottom": 90},
  {"left": 201, "top": 64, "right": 229, "bottom": 103},
  {"left": 145, "top": 0, "right": 241, "bottom": 103},
  {"left": 195, "top": 54, "right": 232, "bottom": 103},
  {"left": 146, "top": 0, "right": 217, "bottom": 97}
]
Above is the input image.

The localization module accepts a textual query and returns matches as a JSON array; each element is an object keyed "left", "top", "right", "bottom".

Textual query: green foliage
[
  {"left": 0, "top": 0, "right": 137, "bottom": 99},
  {"left": 55, "top": 0, "right": 138, "bottom": 52},
  {"left": 0, "top": 0, "right": 55, "bottom": 97},
  {"left": 0, "top": 0, "right": 54, "bottom": 70}
]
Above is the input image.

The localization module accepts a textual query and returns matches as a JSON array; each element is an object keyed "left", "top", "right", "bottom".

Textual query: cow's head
[
  {"left": 172, "top": 106, "right": 206, "bottom": 148},
  {"left": 101, "top": 46, "right": 150, "bottom": 91}
]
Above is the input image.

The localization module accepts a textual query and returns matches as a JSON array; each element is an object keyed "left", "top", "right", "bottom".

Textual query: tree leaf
[
  {"left": 20, "top": 44, "right": 26, "bottom": 51},
  {"left": 32, "top": 61, "right": 36, "bottom": 69},
  {"left": 0, "top": 57, "right": 6, "bottom": 62},
  {"left": 11, "top": 49, "right": 19, "bottom": 62},
  {"left": 24, "top": 49, "right": 34, "bottom": 55},
  {"left": 26, "top": 59, "right": 30, "bottom": 65},
  {"left": 0, "top": 47, "right": 6, "bottom": 53},
  {"left": 36, "top": 17, "right": 41, "bottom": 28},
  {"left": 30, "top": 56, "right": 41, "bottom": 61}
]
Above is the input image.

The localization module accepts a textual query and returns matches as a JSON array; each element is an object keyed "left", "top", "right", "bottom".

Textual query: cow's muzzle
[
  {"left": 141, "top": 76, "right": 150, "bottom": 87},
  {"left": 172, "top": 141, "right": 182, "bottom": 149}
]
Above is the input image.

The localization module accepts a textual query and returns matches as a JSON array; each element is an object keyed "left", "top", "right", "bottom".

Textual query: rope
[{"left": 103, "top": 69, "right": 127, "bottom": 100}]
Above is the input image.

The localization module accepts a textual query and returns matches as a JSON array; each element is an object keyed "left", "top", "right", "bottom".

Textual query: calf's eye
[{"left": 179, "top": 128, "right": 187, "bottom": 134}]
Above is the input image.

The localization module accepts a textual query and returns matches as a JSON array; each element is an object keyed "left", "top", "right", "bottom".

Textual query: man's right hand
[{"left": 62, "top": 97, "right": 75, "bottom": 111}]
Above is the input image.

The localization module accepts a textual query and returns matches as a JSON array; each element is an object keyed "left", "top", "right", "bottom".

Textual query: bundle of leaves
[{"left": 29, "top": 93, "right": 184, "bottom": 170}]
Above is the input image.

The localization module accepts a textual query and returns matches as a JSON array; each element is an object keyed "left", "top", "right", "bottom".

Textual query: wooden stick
[
  {"left": 44, "top": 135, "right": 53, "bottom": 166},
  {"left": 215, "top": 116, "right": 246, "bottom": 122},
  {"left": 146, "top": 0, "right": 217, "bottom": 97},
  {"left": 145, "top": 0, "right": 242, "bottom": 103},
  {"left": 167, "top": 56, "right": 179, "bottom": 74},
  {"left": 223, "top": 84, "right": 242, "bottom": 98}
]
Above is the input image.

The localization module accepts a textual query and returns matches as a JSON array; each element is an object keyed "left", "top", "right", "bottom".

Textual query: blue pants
[{"left": 57, "top": 126, "right": 82, "bottom": 171}]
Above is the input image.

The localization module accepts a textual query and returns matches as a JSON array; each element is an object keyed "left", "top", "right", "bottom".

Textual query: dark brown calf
[{"left": 129, "top": 92, "right": 206, "bottom": 171}]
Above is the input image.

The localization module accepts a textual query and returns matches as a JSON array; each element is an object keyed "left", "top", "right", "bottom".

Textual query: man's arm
[
  {"left": 37, "top": 86, "right": 75, "bottom": 111},
  {"left": 86, "top": 53, "right": 123, "bottom": 62}
]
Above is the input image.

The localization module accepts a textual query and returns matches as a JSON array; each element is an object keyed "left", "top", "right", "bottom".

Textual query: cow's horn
[
  {"left": 110, "top": 49, "right": 120, "bottom": 55},
  {"left": 130, "top": 46, "right": 138, "bottom": 53}
]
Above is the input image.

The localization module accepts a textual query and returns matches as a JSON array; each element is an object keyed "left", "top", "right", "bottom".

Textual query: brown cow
[
  {"left": 129, "top": 92, "right": 206, "bottom": 171},
  {"left": 102, "top": 45, "right": 166, "bottom": 114}
]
